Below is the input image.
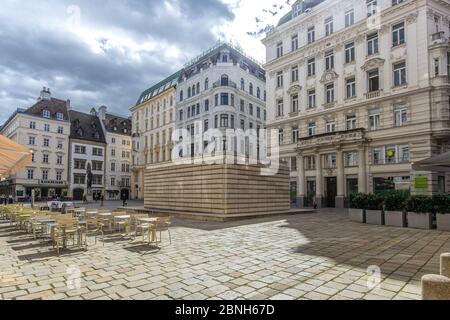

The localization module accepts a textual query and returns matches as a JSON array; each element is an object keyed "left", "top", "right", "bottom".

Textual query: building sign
[
  {"left": 414, "top": 175, "right": 429, "bottom": 194},
  {"left": 39, "top": 180, "right": 67, "bottom": 186},
  {"left": 298, "top": 130, "right": 364, "bottom": 148}
]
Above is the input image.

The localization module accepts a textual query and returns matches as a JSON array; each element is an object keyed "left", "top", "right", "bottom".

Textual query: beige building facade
[
  {"left": 263, "top": 0, "right": 450, "bottom": 208},
  {"left": 130, "top": 72, "right": 180, "bottom": 200}
]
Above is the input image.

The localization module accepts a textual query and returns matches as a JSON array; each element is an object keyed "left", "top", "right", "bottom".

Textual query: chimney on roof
[
  {"left": 90, "top": 107, "right": 97, "bottom": 116},
  {"left": 66, "top": 99, "right": 71, "bottom": 110},
  {"left": 39, "top": 87, "right": 51, "bottom": 101},
  {"left": 98, "top": 105, "right": 107, "bottom": 122}
]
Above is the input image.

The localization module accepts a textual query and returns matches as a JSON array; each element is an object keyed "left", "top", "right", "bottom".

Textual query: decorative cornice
[
  {"left": 320, "top": 70, "right": 339, "bottom": 84},
  {"left": 361, "top": 57, "right": 385, "bottom": 71},
  {"left": 287, "top": 84, "right": 302, "bottom": 95}
]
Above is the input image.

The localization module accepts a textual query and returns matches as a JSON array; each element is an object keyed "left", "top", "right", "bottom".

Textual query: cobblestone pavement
[{"left": 1, "top": 210, "right": 449, "bottom": 300}]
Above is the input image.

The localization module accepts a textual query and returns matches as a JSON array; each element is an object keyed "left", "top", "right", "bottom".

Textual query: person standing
[{"left": 121, "top": 192, "right": 127, "bottom": 207}]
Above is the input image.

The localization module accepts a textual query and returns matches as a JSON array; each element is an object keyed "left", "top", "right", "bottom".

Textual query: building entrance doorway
[
  {"left": 306, "top": 181, "right": 316, "bottom": 207},
  {"left": 325, "top": 177, "right": 337, "bottom": 208},
  {"left": 73, "top": 188, "right": 84, "bottom": 201}
]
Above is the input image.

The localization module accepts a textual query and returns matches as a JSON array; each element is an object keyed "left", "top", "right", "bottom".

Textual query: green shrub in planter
[
  {"left": 434, "top": 194, "right": 450, "bottom": 231},
  {"left": 349, "top": 193, "right": 366, "bottom": 223},
  {"left": 365, "top": 193, "right": 384, "bottom": 225},
  {"left": 382, "top": 190, "right": 409, "bottom": 227},
  {"left": 406, "top": 195, "right": 434, "bottom": 230}
]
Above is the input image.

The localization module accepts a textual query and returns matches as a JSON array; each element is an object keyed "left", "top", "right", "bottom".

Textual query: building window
[
  {"left": 111, "top": 163, "right": 115, "bottom": 172},
  {"left": 368, "top": 69, "right": 380, "bottom": 92},
  {"left": 325, "top": 17, "right": 334, "bottom": 36},
  {"left": 369, "top": 112, "right": 381, "bottom": 130},
  {"left": 257, "top": 87, "right": 261, "bottom": 99},
  {"left": 29, "top": 136, "right": 35, "bottom": 145},
  {"left": 205, "top": 78, "right": 209, "bottom": 90},
  {"left": 325, "top": 154, "right": 337, "bottom": 169},
  {"left": 249, "top": 104, "right": 254, "bottom": 116},
  {"left": 308, "top": 90, "right": 316, "bottom": 109},
  {"left": 278, "top": 129, "right": 284, "bottom": 145},
  {"left": 43, "top": 110, "right": 50, "bottom": 118},
  {"left": 74, "top": 159, "right": 86, "bottom": 170},
  {"left": 220, "top": 115, "right": 229, "bottom": 128},
  {"left": 277, "top": 100, "right": 284, "bottom": 117},
  {"left": 345, "top": 42, "right": 355, "bottom": 63},
  {"left": 307, "top": 58, "right": 315, "bottom": 76},
  {"left": 277, "top": 42, "right": 283, "bottom": 58},
  {"left": 180, "top": 90, "right": 183, "bottom": 101},
  {"left": 345, "top": 9, "right": 354, "bottom": 27},
  {"left": 56, "top": 171, "right": 62, "bottom": 181},
  {"left": 367, "top": 0, "right": 377, "bottom": 17},
  {"left": 57, "top": 155, "right": 63, "bottom": 165},
  {"left": 204, "top": 120, "right": 209, "bottom": 132},
  {"left": 367, "top": 33, "right": 379, "bottom": 55},
  {"left": 325, "top": 83, "right": 335, "bottom": 104},
  {"left": 346, "top": 78, "right": 356, "bottom": 98},
  {"left": 44, "top": 124, "right": 50, "bottom": 132},
  {"left": 345, "top": 152, "right": 359, "bottom": 167},
  {"left": 325, "top": 50, "right": 334, "bottom": 70},
  {"left": 57, "top": 113, "right": 64, "bottom": 121},
  {"left": 326, "top": 120, "right": 336, "bottom": 133},
  {"left": 393, "top": 62, "right": 407, "bottom": 87},
  {"left": 42, "top": 170, "right": 48, "bottom": 181},
  {"left": 292, "top": 127, "right": 299, "bottom": 143},
  {"left": 240, "top": 78, "right": 245, "bottom": 91},
  {"left": 257, "top": 107, "right": 261, "bottom": 119},
  {"left": 249, "top": 83, "right": 254, "bottom": 95},
  {"left": 277, "top": 71, "right": 284, "bottom": 88},
  {"left": 29, "top": 121, "right": 36, "bottom": 129},
  {"left": 27, "top": 169, "right": 34, "bottom": 180},
  {"left": 240, "top": 120, "right": 245, "bottom": 130},
  {"left": 74, "top": 174, "right": 86, "bottom": 185},
  {"left": 307, "top": 26, "right": 315, "bottom": 44},
  {"left": 221, "top": 75, "right": 229, "bottom": 86},
  {"left": 346, "top": 115, "right": 357, "bottom": 130},
  {"left": 392, "top": 22, "right": 405, "bottom": 47},
  {"left": 291, "top": 66, "right": 299, "bottom": 83},
  {"left": 220, "top": 93, "right": 229, "bottom": 106},
  {"left": 42, "top": 154, "right": 49, "bottom": 164},
  {"left": 394, "top": 107, "right": 408, "bottom": 126},
  {"left": 392, "top": 0, "right": 404, "bottom": 6},
  {"left": 308, "top": 123, "right": 316, "bottom": 136},
  {"left": 435, "top": 58, "right": 440, "bottom": 76},
  {"left": 240, "top": 99, "right": 245, "bottom": 113},
  {"left": 291, "top": 34, "right": 298, "bottom": 51},
  {"left": 292, "top": 95, "right": 299, "bottom": 113},
  {"left": 291, "top": 157, "right": 297, "bottom": 171},
  {"left": 179, "top": 110, "right": 183, "bottom": 121},
  {"left": 43, "top": 138, "right": 50, "bottom": 147},
  {"left": 92, "top": 147, "right": 103, "bottom": 157},
  {"left": 305, "top": 156, "right": 316, "bottom": 170},
  {"left": 204, "top": 99, "right": 209, "bottom": 112},
  {"left": 58, "top": 126, "right": 64, "bottom": 134}
]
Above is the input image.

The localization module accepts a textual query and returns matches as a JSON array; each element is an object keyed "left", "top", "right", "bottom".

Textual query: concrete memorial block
[{"left": 441, "top": 253, "right": 450, "bottom": 279}]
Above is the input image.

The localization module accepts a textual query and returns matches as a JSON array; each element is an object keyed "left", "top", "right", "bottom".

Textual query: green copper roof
[{"left": 136, "top": 70, "right": 182, "bottom": 106}]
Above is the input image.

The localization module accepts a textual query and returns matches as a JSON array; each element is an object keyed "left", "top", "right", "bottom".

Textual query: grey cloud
[{"left": 0, "top": 0, "right": 234, "bottom": 123}]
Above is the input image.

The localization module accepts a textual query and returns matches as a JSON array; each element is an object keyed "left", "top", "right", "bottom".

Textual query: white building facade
[
  {"left": 176, "top": 42, "right": 267, "bottom": 158},
  {"left": 0, "top": 88, "right": 71, "bottom": 201},
  {"left": 97, "top": 106, "right": 132, "bottom": 201},
  {"left": 68, "top": 110, "right": 107, "bottom": 201},
  {"left": 263, "top": 0, "right": 450, "bottom": 208}
]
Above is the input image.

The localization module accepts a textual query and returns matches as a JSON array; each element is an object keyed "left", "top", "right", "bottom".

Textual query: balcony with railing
[
  {"left": 431, "top": 31, "right": 448, "bottom": 45},
  {"left": 365, "top": 90, "right": 383, "bottom": 99},
  {"left": 213, "top": 80, "right": 237, "bottom": 89}
]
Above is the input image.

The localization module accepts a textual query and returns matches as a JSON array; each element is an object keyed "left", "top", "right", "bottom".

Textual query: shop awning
[
  {"left": 0, "top": 135, "right": 32, "bottom": 179},
  {"left": 412, "top": 151, "right": 450, "bottom": 172}
]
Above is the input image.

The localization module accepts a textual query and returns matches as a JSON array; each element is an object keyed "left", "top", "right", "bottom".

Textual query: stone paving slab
[{"left": 1, "top": 210, "right": 449, "bottom": 300}]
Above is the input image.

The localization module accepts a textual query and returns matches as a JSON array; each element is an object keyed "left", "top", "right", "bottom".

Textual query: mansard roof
[{"left": 69, "top": 110, "right": 106, "bottom": 144}]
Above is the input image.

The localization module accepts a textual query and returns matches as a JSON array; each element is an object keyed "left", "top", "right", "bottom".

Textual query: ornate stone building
[
  {"left": 176, "top": 42, "right": 266, "bottom": 158},
  {"left": 0, "top": 88, "right": 71, "bottom": 201},
  {"left": 263, "top": 0, "right": 450, "bottom": 208},
  {"left": 130, "top": 72, "right": 180, "bottom": 200}
]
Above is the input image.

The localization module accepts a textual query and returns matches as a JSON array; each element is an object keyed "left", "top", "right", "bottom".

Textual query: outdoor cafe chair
[
  {"left": 152, "top": 217, "right": 172, "bottom": 245},
  {"left": 52, "top": 217, "right": 83, "bottom": 255},
  {"left": 79, "top": 218, "right": 105, "bottom": 248},
  {"left": 130, "top": 214, "right": 151, "bottom": 241},
  {"left": 112, "top": 212, "right": 132, "bottom": 235}
]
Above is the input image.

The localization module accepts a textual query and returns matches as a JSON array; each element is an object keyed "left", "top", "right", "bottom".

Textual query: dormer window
[
  {"left": 114, "top": 126, "right": 118, "bottom": 131},
  {"left": 222, "top": 53, "right": 228, "bottom": 63},
  {"left": 56, "top": 113, "right": 64, "bottom": 121},
  {"left": 293, "top": 3, "right": 302, "bottom": 17},
  {"left": 77, "top": 128, "right": 84, "bottom": 137},
  {"left": 43, "top": 110, "right": 50, "bottom": 118}
]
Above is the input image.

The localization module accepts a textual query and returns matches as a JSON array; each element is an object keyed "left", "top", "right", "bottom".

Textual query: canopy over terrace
[
  {"left": 0, "top": 135, "right": 32, "bottom": 179},
  {"left": 413, "top": 151, "right": 450, "bottom": 173}
]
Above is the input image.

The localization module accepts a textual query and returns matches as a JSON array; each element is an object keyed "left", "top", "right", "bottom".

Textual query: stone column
[
  {"left": 358, "top": 145, "right": 367, "bottom": 193},
  {"left": 296, "top": 155, "right": 305, "bottom": 208},
  {"left": 336, "top": 149, "right": 345, "bottom": 208},
  {"left": 316, "top": 153, "right": 323, "bottom": 208}
]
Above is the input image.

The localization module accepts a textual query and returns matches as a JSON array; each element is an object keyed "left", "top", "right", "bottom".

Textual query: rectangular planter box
[
  {"left": 366, "top": 210, "right": 385, "bottom": 225},
  {"left": 407, "top": 212, "right": 434, "bottom": 230},
  {"left": 437, "top": 214, "right": 450, "bottom": 232},
  {"left": 349, "top": 209, "right": 365, "bottom": 223},
  {"left": 385, "top": 211, "right": 407, "bottom": 228}
]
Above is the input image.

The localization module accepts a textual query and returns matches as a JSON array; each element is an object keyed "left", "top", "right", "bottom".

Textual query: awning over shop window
[
  {"left": 412, "top": 151, "right": 450, "bottom": 172},
  {"left": 0, "top": 135, "right": 32, "bottom": 179}
]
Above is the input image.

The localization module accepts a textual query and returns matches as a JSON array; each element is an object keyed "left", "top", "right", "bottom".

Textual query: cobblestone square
[{"left": 1, "top": 210, "right": 449, "bottom": 300}]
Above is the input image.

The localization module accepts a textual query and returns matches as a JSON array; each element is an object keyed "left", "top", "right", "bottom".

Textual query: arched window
[
  {"left": 249, "top": 83, "right": 254, "bottom": 95},
  {"left": 192, "top": 85, "right": 195, "bottom": 96},
  {"left": 187, "top": 87, "right": 191, "bottom": 98},
  {"left": 241, "top": 78, "right": 245, "bottom": 91},
  {"left": 196, "top": 82, "right": 200, "bottom": 94},
  {"left": 221, "top": 74, "right": 229, "bottom": 86},
  {"left": 205, "top": 78, "right": 209, "bottom": 90},
  {"left": 257, "top": 87, "right": 261, "bottom": 99}
]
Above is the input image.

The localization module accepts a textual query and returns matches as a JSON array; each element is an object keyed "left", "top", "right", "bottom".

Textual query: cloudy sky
[{"left": 0, "top": 0, "right": 291, "bottom": 124}]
